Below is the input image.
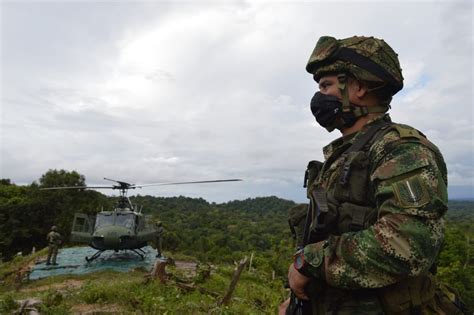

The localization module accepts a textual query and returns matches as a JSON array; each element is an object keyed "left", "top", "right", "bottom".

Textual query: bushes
[
  {"left": 0, "top": 294, "right": 17, "bottom": 314},
  {"left": 80, "top": 280, "right": 130, "bottom": 304},
  {"left": 437, "top": 223, "right": 474, "bottom": 311}
]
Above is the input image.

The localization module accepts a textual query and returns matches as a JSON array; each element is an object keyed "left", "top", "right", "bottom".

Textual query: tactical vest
[{"left": 303, "top": 119, "right": 457, "bottom": 315}]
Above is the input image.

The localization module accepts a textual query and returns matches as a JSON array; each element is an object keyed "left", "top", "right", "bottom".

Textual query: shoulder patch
[
  {"left": 392, "top": 175, "right": 430, "bottom": 208},
  {"left": 392, "top": 124, "right": 423, "bottom": 140}
]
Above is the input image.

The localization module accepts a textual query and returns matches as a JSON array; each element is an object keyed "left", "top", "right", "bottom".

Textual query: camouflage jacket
[
  {"left": 303, "top": 114, "right": 447, "bottom": 289},
  {"left": 47, "top": 231, "right": 62, "bottom": 246}
]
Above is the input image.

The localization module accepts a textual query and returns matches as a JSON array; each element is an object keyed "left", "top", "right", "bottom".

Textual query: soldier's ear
[
  {"left": 348, "top": 77, "right": 368, "bottom": 100},
  {"left": 355, "top": 80, "right": 368, "bottom": 99}
]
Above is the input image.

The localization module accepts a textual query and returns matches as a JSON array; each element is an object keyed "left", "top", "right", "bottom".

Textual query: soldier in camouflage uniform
[
  {"left": 280, "top": 36, "right": 450, "bottom": 314},
  {"left": 46, "top": 226, "right": 62, "bottom": 265},
  {"left": 154, "top": 220, "right": 164, "bottom": 258}
]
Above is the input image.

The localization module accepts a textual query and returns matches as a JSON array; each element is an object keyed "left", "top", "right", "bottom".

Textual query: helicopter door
[{"left": 70, "top": 213, "right": 95, "bottom": 243}]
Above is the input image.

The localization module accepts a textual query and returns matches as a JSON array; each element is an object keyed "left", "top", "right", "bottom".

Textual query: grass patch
[{"left": 1, "top": 256, "right": 288, "bottom": 314}]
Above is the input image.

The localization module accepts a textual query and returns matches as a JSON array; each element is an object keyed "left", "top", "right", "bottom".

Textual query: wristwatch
[{"left": 293, "top": 249, "right": 313, "bottom": 277}]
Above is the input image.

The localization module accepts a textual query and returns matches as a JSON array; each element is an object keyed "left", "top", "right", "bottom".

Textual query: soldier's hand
[
  {"left": 278, "top": 298, "right": 290, "bottom": 315},
  {"left": 288, "top": 264, "right": 310, "bottom": 300}
]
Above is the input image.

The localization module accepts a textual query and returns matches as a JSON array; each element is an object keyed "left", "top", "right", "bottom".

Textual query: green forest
[{"left": 1, "top": 169, "right": 473, "bottom": 311}]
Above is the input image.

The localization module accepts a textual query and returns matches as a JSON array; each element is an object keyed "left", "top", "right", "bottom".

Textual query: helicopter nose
[
  {"left": 95, "top": 227, "right": 131, "bottom": 247},
  {"left": 103, "top": 232, "right": 121, "bottom": 247}
]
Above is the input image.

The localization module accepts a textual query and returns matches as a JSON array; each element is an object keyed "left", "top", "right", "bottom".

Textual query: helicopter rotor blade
[
  {"left": 134, "top": 179, "right": 242, "bottom": 188},
  {"left": 104, "top": 178, "right": 133, "bottom": 187},
  {"left": 40, "top": 186, "right": 113, "bottom": 190},
  {"left": 41, "top": 179, "right": 242, "bottom": 190}
]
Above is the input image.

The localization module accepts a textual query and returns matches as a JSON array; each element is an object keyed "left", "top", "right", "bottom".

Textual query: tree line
[{"left": 0, "top": 169, "right": 472, "bottom": 308}]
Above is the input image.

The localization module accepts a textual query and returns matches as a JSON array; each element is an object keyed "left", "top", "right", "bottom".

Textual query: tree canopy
[{"left": 0, "top": 170, "right": 472, "bottom": 309}]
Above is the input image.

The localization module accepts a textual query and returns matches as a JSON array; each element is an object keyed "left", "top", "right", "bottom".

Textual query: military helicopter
[{"left": 41, "top": 177, "right": 241, "bottom": 262}]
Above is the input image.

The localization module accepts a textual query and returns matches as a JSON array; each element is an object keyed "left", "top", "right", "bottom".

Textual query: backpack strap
[
  {"left": 346, "top": 118, "right": 391, "bottom": 154},
  {"left": 339, "top": 119, "right": 391, "bottom": 186}
]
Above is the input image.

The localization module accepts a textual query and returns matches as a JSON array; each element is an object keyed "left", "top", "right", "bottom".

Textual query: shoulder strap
[
  {"left": 345, "top": 118, "right": 391, "bottom": 155},
  {"left": 338, "top": 119, "right": 391, "bottom": 187}
]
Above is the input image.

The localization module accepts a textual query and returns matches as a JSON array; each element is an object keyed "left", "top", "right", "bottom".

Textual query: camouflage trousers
[
  {"left": 311, "top": 281, "right": 446, "bottom": 315},
  {"left": 155, "top": 236, "right": 163, "bottom": 257},
  {"left": 312, "top": 287, "right": 384, "bottom": 315},
  {"left": 46, "top": 244, "right": 59, "bottom": 265}
]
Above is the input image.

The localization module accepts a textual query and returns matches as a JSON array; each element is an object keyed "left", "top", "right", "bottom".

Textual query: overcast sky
[{"left": 1, "top": 0, "right": 472, "bottom": 202}]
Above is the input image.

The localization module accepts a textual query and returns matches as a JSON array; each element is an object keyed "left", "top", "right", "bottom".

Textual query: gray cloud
[{"left": 1, "top": 1, "right": 472, "bottom": 202}]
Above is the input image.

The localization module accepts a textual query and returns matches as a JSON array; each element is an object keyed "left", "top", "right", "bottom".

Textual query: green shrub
[
  {"left": 79, "top": 281, "right": 127, "bottom": 304},
  {"left": 0, "top": 294, "right": 18, "bottom": 313}
]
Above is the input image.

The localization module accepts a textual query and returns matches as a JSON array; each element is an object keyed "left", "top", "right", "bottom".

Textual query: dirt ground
[
  {"left": 174, "top": 260, "right": 198, "bottom": 276},
  {"left": 69, "top": 303, "right": 123, "bottom": 315},
  {"left": 20, "top": 279, "right": 84, "bottom": 293}
]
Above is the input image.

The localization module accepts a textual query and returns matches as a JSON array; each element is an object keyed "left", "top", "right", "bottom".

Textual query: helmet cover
[{"left": 306, "top": 36, "right": 404, "bottom": 95}]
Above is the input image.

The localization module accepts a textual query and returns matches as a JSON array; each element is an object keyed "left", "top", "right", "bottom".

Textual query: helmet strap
[
  {"left": 336, "top": 73, "right": 389, "bottom": 125},
  {"left": 367, "top": 81, "right": 387, "bottom": 93},
  {"left": 337, "top": 73, "right": 351, "bottom": 110},
  {"left": 351, "top": 104, "right": 389, "bottom": 117}
]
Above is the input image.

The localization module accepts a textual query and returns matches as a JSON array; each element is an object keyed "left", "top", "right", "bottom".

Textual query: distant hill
[
  {"left": 129, "top": 195, "right": 296, "bottom": 214},
  {"left": 217, "top": 196, "right": 296, "bottom": 214},
  {"left": 126, "top": 195, "right": 296, "bottom": 273},
  {"left": 447, "top": 200, "right": 474, "bottom": 222}
]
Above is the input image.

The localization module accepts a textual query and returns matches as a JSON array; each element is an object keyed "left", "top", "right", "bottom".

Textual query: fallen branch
[
  {"left": 14, "top": 298, "right": 42, "bottom": 315},
  {"left": 144, "top": 259, "right": 219, "bottom": 298},
  {"left": 219, "top": 256, "right": 248, "bottom": 306}
]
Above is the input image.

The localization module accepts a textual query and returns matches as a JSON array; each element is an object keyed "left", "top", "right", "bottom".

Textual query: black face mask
[{"left": 310, "top": 92, "right": 358, "bottom": 131}]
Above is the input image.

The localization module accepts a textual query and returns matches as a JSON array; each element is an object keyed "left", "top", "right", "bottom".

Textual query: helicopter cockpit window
[
  {"left": 95, "top": 213, "right": 114, "bottom": 229},
  {"left": 115, "top": 213, "right": 135, "bottom": 229}
]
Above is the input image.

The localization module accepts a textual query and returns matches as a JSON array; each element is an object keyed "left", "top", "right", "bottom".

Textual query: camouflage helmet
[
  {"left": 306, "top": 36, "right": 404, "bottom": 95},
  {"left": 51, "top": 225, "right": 57, "bottom": 231}
]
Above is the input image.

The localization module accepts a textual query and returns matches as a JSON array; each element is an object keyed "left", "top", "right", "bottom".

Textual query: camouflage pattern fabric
[
  {"left": 47, "top": 231, "right": 62, "bottom": 246},
  {"left": 288, "top": 204, "right": 308, "bottom": 248},
  {"left": 154, "top": 222, "right": 164, "bottom": 257},
  {"left": 306, "top": 36, "right": 404, "bottom": 96},
  {"left": 46, "top": 231, "right": 62, "bottom": 265},
  {"left": 303, "top": 114, "right": 447, "bottom": 312}
]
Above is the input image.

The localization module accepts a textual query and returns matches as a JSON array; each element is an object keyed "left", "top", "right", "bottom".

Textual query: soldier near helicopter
[
  {"left": 46, "top": 226, "right": 62, "bottom": 265},
  {"left": 154, "top": 220, "right": 164, "bottom": 258},
  {"left": 41, "top": 178, "right": 241, "bottom": 262},
  {"left": 279, "top": 36, "right": 463, "bottom": 314}
]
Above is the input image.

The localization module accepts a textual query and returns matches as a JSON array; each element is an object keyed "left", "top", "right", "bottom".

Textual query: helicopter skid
[
  {"left": 131, "top": 248, "right": 146, "bottom": 260},
  {"left": 85, "top": 248, "right": 146, "bottom": 262},
  {"left": 85, "top": 249, "right": 105, "bottom": 262}
]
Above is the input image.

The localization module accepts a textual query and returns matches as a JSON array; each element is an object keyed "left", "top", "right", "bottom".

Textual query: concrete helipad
[{"left": 29, "top": 246, "right": 160, "bottom": 280}]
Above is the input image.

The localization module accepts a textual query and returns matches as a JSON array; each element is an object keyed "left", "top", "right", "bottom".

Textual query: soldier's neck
[{"left": 340, "top": 113, "right": 383, "bottom": 137}]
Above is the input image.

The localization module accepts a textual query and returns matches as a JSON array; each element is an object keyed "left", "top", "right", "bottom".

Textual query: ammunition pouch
[
  {"left": 305, "top": 160, "right": 324, "bottom": 190},
  {"left": 308, "top": 190, "right": 376, "bottom": 241},
  {"left": 288, "top": 204, "right": 310, "bottom": 248},
  {"left": 308, "top": 186, "right": 337, "bottom": 243},
  {"left": 334, "top": 151, "right": 373, "bottom": 205},
  {"left": 380, "top": 274, "right": 470, "bottom": 314},
  {"left": 380, "top": 274, "right": 437, "bottom": 314}
]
